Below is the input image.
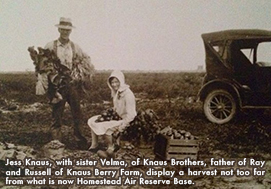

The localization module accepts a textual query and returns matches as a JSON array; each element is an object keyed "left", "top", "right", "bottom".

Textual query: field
[{"left": 0, "top": 71, "right": 270, "bottom": 188}]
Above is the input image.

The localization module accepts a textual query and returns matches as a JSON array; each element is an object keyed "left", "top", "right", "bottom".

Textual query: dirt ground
[{"left": 0, "top": 97, "right": 270, "bottom": 189}]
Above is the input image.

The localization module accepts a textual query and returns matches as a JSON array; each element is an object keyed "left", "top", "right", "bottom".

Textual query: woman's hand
[
  {"left": 112, "top": 124, "right": 125, "bottom": 139},
  {"left": 118, "top": 123, "right": 126, "bottom": 133}
]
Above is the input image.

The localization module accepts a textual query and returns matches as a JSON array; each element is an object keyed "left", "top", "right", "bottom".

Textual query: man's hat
[{"left": 55, "top": 17, "right": 75, "bottom": 30}]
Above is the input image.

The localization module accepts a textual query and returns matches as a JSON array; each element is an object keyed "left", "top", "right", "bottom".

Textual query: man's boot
[{"left": 74, "top": 128, "right": 88, "bottom": 150}]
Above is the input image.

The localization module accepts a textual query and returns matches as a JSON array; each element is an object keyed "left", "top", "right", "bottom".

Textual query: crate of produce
[{"left": 154, "top": 132, "right": 199, "bottom": 161}]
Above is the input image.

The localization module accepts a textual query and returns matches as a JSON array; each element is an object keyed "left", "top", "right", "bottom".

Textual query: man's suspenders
[{"left": 53, "top": 40, "right": 76, "bottom": 61}]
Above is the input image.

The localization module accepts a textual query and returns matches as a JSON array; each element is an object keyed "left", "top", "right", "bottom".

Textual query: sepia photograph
[{"left": 0, "top": 0, "right": 270, "bottom": 188}]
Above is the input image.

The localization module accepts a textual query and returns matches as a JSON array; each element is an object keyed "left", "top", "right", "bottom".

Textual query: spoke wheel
[{"left": 203, "top": 89, "right": 237, "bottom": 124}]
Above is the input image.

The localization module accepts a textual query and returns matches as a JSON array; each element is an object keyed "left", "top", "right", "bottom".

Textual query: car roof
[{"left": 202, "top": 29, "right": 271, "bottom": 42}]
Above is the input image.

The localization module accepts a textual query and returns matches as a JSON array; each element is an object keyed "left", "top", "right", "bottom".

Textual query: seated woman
[{"left": 88, "top": 70, "right": 137, "bottom": 157}]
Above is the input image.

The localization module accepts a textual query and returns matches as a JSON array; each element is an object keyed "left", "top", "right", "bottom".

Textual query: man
[{"left": 44, "top": 17, "right": 89, "bottom": 149}]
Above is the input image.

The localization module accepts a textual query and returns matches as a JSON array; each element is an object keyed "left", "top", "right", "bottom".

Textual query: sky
[{"left": 1, "top": 0, "right": 271, "bottom": 72}]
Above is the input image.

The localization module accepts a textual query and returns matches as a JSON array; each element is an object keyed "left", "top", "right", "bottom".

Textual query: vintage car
[{"left": 199, "top": 29, "right": 271, "bottom": 124}]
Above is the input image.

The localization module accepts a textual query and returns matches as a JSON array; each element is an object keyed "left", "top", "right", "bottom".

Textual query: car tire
[{"left": 203, "top": 89, "right": 237, "bottom": 124}]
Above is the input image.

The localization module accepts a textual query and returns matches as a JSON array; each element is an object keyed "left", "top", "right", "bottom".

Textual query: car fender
[{"left": 198, "top": 79, "right": 243, "bottom": 107}]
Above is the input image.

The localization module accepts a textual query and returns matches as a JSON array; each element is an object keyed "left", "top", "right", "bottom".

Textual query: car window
[
  {"left": 256, "top": 42, "right": 271, "bottom": 67},
  {"left": 241, "top": 49, "right": 253, "bottom": 64},
  {"left": 213, "top": 45, "right": 223, "bottom": 55},
  {"left": 213, "top": 45, "right": 227, "bottom": 60}
]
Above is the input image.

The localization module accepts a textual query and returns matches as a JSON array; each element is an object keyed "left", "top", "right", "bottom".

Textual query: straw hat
[{"left": 55, "top": 17, "right": 75, "bottom": 30}]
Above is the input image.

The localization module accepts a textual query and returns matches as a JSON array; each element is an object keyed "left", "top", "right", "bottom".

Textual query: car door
[{"left": 253, "top": 42, "right": 271, "bottom": 105}]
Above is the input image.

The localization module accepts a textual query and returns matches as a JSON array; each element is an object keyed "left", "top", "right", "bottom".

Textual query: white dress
[
  {"left": 88, "top": 70, "right": 137, "bottom": 135},
  {"left": 88, "top": 116, "right": 123, "bottom": 135}
]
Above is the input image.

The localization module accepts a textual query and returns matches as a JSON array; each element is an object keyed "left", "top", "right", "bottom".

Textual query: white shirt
[
  {"left": 45, "top": 40, "right": 83, "bottom": 70},
  {"left": 55, "top": 41, "right": 73, "bottom": 69}
]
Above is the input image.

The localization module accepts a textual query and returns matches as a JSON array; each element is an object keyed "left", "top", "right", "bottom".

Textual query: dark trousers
[{"left": 48, "top": 82, "right": 85, "bottom": 141}]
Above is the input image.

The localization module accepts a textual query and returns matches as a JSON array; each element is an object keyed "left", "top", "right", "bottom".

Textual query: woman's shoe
[
  {"left": 97, "top": 150, "right": 109, "bottom": 159},
  {"left": 88, "top": 145, "right": 100, "bottom": 153},
  {"left": 106, "top": 148, "right": 116, "bottom": 159}
]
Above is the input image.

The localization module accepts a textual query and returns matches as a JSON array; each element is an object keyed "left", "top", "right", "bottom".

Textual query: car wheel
[{"left": 203, "top": 89, "right": 237, "bottom": 124}]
